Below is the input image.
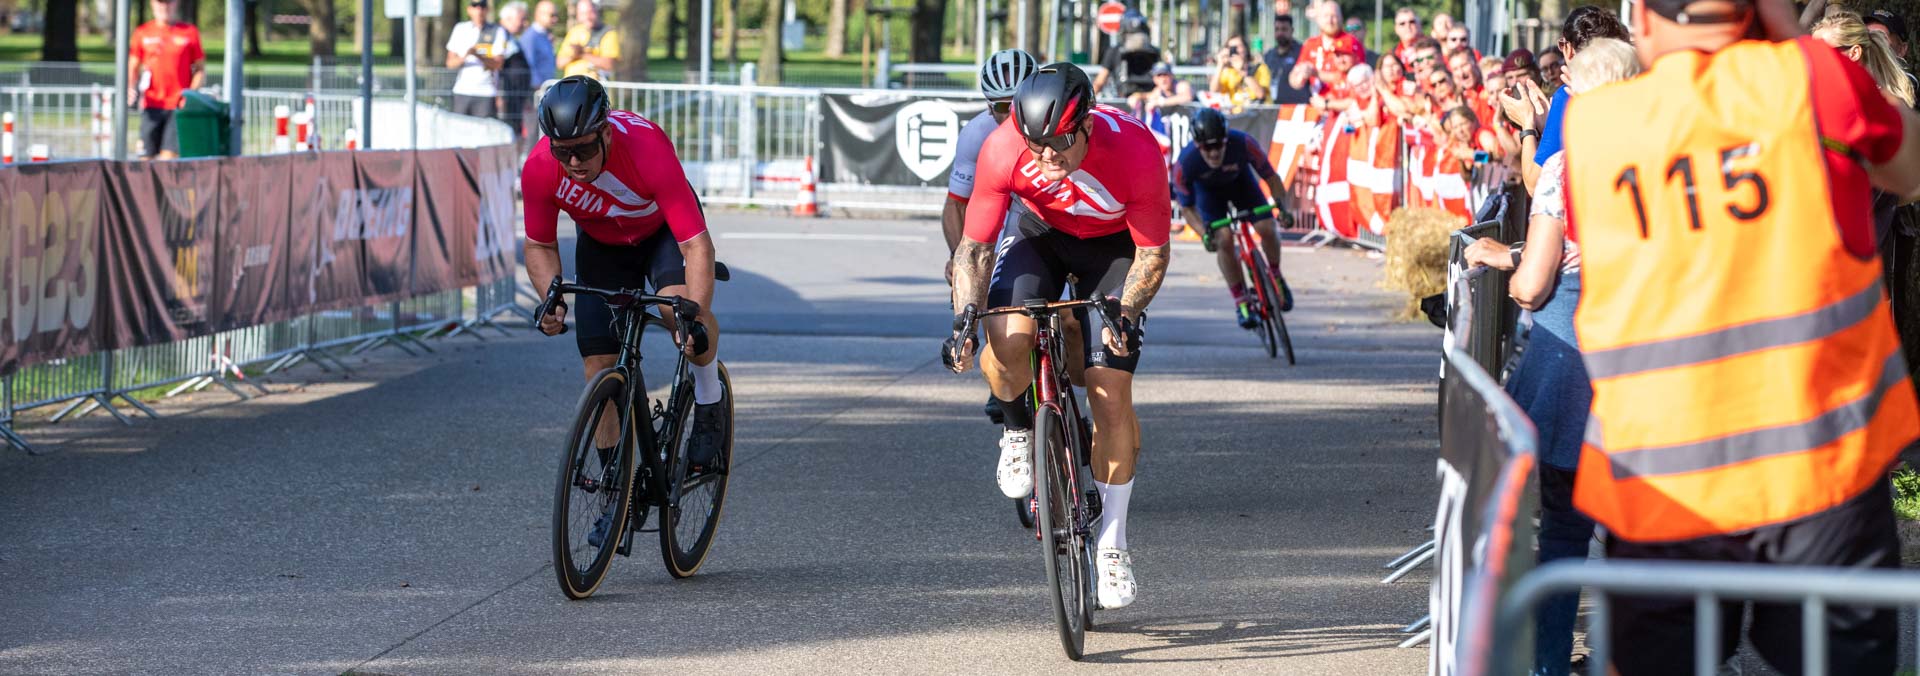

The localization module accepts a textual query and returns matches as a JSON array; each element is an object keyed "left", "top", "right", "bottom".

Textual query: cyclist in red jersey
[
  {"left": 945, "top": 63, "right": 1171, "bottom": 611},
  {"left": 523, "top": 76, "right": 728, "bottom": 476}
]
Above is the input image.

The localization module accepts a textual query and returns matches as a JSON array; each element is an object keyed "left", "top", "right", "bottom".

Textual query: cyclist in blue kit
[{"left": 1173, "top": 108, "right": 1293, "bottom": 328}]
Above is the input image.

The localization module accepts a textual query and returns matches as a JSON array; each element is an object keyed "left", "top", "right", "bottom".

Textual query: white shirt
[
  {"left": 446, "top": 21, "right": 510, "bottom": 98},
  {"left": 947, "top": 109, "right": 1000, "bottom": 199}
]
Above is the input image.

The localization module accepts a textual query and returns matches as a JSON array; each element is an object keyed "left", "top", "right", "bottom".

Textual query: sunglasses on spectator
[
  {"left": 550, "top": 136, "right": 604, "bottom": 163},
  {"left": 1025, "top": 130, "right": 1083, "bottom": 155},
  {"left": 1346, "top": 22, "right": 1363, "bottom": 31},
  {"left": 1412, "top": 54, "right": 1436, "bottom": 64}
]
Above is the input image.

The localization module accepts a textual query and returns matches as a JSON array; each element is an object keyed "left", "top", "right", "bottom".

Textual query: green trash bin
[{"left": 173, "top": 90, "right": 230, "bottom": 157}]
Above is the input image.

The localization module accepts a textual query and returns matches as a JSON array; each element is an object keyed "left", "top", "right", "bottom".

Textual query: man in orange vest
[{"left": 1564, "top": 0, "right": 1920, "bottom": 671}]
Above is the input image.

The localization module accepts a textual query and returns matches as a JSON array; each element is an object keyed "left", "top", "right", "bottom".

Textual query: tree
[
  {"left": 908, "top": 0, "right": 944, "bottom": 62},
  {"left": 667, "top": 0, "right": 682, "bottom": 60},
  {"left": 685, "top": 0, "right": 707, "bottom": 78},
  {"left": 248, "top": 0, "right": 265, "bottom": 56},
  {"left": 825, "top": 0, "right": 847, "bottom": 57},
  {"left": 618, "top": 0, "right": 661, "bottom": 81},
  {"left": 389, "top": 18, "right": 404, "bottom": 59},
  {"left": 756, "top": 0, "right": 781, "bottom": 84},
  {"left": 305, "top": 0, "right": 338, "bottom": 56},
  {"left": 42, "top": 0, "right": 76, "bottom": 61},
  {"left": 721, "top": 0, "right": 733, "bottom": 66}
]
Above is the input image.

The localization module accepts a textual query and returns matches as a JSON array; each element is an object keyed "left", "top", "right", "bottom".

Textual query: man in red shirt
[
  {"left": 1287, "top": 0, "right": 1366, "bottom": 93},
  {"left": 1393, "top": 8, "right": 1424, "bottom": 66},
  {"left": 128, "top": 0, "right": 204, "bottom": 160}
]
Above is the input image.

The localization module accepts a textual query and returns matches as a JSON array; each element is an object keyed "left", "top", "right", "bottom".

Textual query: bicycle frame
[
  {"left": 606, "top": 304, "right": 698, "bottom": 516},
  {"left": 1030, "top": 309, "right": 1094, "bottom": 542}
]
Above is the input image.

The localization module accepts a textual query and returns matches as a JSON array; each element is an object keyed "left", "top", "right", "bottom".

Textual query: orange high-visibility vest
[{"left": 1565, "top": 39, "right": 1919, "bottom": 543}]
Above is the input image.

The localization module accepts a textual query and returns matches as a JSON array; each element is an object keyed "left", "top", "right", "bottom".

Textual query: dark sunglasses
[
  {"left": 1025, "top": 130, "right": 1082, "bottom": 155},
  {"left": 1200, "top": 140, "right": 1227, "bottom": 151},
  {"left": 550, "top": 136, "right": 604, "bottom": 163},
  {"left": 1411, "top": 54, "right": 1437, "bottom": 64},
  {"left": 990, "top": 100, "right": 1011, "bottom": 115},
  {"left": 1396, "top": 19, "right": 1418, "bottom": 25}
]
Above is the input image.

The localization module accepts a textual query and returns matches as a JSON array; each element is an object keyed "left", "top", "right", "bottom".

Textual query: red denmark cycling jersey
[
  {"left": 963, "top": 105, "right": 1173, "bottom": 248},
  {"left": 522, "top": 110, "right": 709, "bottom": 246}
]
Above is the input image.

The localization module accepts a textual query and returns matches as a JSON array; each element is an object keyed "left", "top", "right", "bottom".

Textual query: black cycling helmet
[
  {"left": 1120, "top": 9, "right": 1148, "bottom": 34},
  {"left": 1192, "top": 108, "right": 1229, "bottom": 146},
  {"left": 538, "top": 75, "right": 611, "bottom": 141},
  {"left": 1012, "top": 63, "right": 1095, "bottom": 145}
]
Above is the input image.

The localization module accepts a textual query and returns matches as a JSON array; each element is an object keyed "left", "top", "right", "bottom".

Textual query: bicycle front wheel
[
  {"left": 660, "top": 362, "right": 735, "bottom": 578},
  {"left": 552, "top": 368, "right": 636, "bottom": 600},
  {"left": 1034, "top": 406, "right": 1088, "bottom": 660},
  {"left": 1253, "top": 250, "right": 1296, "bottom": 365},
  {"left": 1245, "top": 255, "right": 1279, "bottom": 360}
]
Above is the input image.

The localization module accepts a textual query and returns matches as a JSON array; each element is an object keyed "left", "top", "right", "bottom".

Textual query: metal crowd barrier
[
  {"left": 598, "top": 80, "right": 819, "bottom": 209},
  {"left": 1487, "top": 561, "right": 1920, "bottom": 676}
]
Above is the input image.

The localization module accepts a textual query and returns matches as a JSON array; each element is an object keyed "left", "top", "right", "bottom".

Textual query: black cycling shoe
[
  {"left": 984, "top": 396, "right": 1005, "bottom": 425},
  {"left": 686, "top": 401, "right": 728, "bottom": 473}
]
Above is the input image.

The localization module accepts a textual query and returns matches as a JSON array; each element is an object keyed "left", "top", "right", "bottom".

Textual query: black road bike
[
  {"left": 538, "top": 271, "right": 735, "bottom": 599},
  {"left": 953, "top": 297, "right": 1126, "bottom": 660}
]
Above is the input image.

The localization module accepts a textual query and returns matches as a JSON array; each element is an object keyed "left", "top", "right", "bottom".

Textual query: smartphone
[{"left": 1473, "top": 150, "right": 1491, "bottom": 164}]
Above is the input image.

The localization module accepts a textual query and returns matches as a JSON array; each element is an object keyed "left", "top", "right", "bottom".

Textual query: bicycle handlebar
[
  {"left": 535, "top": 275, "right": 702, "bottom": 339},
  {"left": 1207, "top": 203, "right": 1275, "bottom": 230}
]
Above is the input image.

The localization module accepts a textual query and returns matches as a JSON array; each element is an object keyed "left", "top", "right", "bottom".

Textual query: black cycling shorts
[
  {"left": 1190, "top": 175, "right": 1270, "bottom": 228},
  {"left": 986, "top": 212, "right": 1140, "bottom": 373},
  {"left": 574, "top": 229, "right": 687, "bottom": 357},
  {"left": 1603, "top": 480, "right": 1901, "bottom": 676}
]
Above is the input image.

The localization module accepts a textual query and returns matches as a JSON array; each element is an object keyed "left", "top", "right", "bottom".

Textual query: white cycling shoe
[
  {"left": 1097, "top": 548, "right": 1137, "bottom": 609},
  {"left": 996, "top": 429, "right": 1033, "bottom": 498}
]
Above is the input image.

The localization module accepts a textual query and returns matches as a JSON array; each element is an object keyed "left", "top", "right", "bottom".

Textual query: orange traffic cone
[{"left": 795, "top": 157, "right": 819, "bottom": 217}]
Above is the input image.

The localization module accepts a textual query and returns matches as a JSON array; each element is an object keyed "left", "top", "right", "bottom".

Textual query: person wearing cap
[
  {"left": 560, "top": 0, "right": 619, "bottom": 79},
  {"left": 1503, "top": 48, "right": 1542, "bottom": 88},
  {"left": 1866, "top": 9, "right": 1910, "bottom": 59},
  {"left": 446, "top": 0, "right": 510, "bottom": 119},
  {"left": 1265, "top": 12, "right": 1314, "bottom": 105},
  {"left": 1560, "top": 0, "right": 1920, "bottom": 669},
  {"left": 1143, "top": 61, "right": 1196, "bottom": 115}
]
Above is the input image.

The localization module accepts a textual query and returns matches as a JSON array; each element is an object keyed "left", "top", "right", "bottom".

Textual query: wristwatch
[{"left": 1518, "top": 129, "right": 1539, "bottom": 142}]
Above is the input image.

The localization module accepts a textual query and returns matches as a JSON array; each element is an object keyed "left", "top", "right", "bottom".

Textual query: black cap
[
  {"left": 1639, "top": 0, "right": 1749, "bottom": 26},
  {"left": 1868, "top": 10, "right": 1909, "bottom": 43},
  {"left": 469, "top": 0, "right": 488, "bottom": 6}
]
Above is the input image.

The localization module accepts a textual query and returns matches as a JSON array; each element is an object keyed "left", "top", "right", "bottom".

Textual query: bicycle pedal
[{"left": 616, "top": 537, "right": 633, "bottom": 557}]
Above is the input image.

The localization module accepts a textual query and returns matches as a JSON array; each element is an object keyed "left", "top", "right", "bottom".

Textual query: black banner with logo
[
  {"left": 107, "top": 159, "right": 221, "bottom": 346},
  {"left": 0, "top": 145, "right": 516, "bottom": 377},
  {"left": 818, "top": 93, "right": 989, "bottom": 188},
  {"left": 0, "top": 162, "right": 108, "bottom": 375},
  {"left": 213, "top": 155, "right": 294, "bottom": 331}
]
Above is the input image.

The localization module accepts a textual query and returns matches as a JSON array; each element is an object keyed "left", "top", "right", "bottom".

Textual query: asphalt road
[{"left": 0, "top": 213, "right": 1443, "bottom": 675}]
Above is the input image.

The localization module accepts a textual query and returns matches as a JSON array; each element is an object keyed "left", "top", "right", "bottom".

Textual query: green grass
[
  {"left": 0, "top": 32, "right": 358, "bottom": 65},
  {"left": 1894, "top": 465, "right": 1920, "bottom": 521}
]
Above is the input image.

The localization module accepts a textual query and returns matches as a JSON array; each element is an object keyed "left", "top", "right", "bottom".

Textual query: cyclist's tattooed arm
[
  {"left": 1120, "top": 245, "right": 1170, "bottom": 319},
  {"left": 951, "top": 238, "right": 995, "bottom": 314}
]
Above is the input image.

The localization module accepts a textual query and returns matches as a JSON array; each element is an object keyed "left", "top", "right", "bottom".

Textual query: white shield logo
[{"left": 895, "top": 100, "right": 962, "bottom": 182}]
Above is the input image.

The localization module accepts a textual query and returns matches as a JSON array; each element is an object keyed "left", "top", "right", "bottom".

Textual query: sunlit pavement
[{"left": 0, "top": 213, "right": 1439, "bottom": 675}]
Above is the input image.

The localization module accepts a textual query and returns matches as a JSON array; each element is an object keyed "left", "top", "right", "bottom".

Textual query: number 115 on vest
[{"left": 1611, "top": 141, "right": 1770, "bottom": 239}]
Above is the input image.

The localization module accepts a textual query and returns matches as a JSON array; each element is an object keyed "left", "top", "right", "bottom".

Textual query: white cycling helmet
[{"left": 980, "top": 49, "right": 1040, "bottom": 100}]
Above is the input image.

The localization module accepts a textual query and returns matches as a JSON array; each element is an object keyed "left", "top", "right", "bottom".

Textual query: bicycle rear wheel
[
  {"left": 552, "top": 369, "right": 636, "bottom": 600},
  {"left": 1252, "top": 250, "right": 1296, "bottom": 365},
  {"left": 1244, "top": 255, "right": 1279, "bottom": 360},
  {"left": 1034, "top": 406, "right": 1088, "bottom": 660},
  {"left": 660, "top": 363, "right": 735, "bottom": 578}
]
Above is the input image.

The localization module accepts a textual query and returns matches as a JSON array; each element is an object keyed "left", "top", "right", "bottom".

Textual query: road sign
[
  {"left": 1096, "top": 1, "right": 1127, "bottom": 36},
  {"left": 384, "top": 0, "right": 442, "bottom": 19}
]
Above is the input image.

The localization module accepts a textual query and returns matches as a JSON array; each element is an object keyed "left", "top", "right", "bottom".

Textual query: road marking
[{"left": 720, "top": 232, "right": 930, "bottom": 243}]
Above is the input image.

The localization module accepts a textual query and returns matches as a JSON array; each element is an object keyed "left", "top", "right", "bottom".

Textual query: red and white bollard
[
  {"left": 29, "top": 143, "right": 49, "bottom": 162},
  {"left": 294, "top": 113, "right": 311, "bottom": 152},
  {"left": 272, "top": 105, "right": 291, "bottom": 153},
  {"left": 92, "top": 84, "right": 112, "bottom": 158},
  {"left": 2, "top": 112, "right": 14, "bottom": 165},
  {"left": 794, "top": 156, "right": 819, "bottom": 217},
  {"left": 344, "top": 128, "right": 359, "bottom": 151}
]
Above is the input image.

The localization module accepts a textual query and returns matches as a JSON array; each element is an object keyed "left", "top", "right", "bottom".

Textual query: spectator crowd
[{"left": 444, "top": 0, "right": 618, "bottom": 141}]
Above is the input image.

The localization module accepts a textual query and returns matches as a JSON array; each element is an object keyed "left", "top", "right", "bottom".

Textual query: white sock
[
  {"left": 1095, "top": 479, "right": 1132, "bottom": 551},
  {"left": 691, "top": 359, "right": 723, "bottom": 405}
]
